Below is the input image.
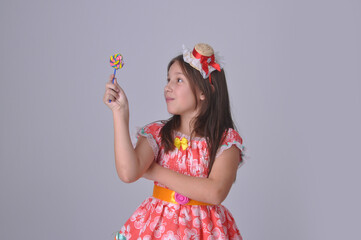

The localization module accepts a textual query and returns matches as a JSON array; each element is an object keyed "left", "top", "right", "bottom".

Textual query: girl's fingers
[
  {"left": 106, "top": 77, "right": 119, "bottom": 93},
  {"left": 109, "top": 74, "right": 118, "bottom": 85},
  {"left": 106, "top": 92, "right": 119, "bottom": 103},
  {"left": 107, "top": 88, "right": 119, "bottom": 99},
  {"left": 104, "top": 75, "right": 123, "bottom": 105},
  {"left": 111, "top": 93, "right": 118, "bottom": 102}
]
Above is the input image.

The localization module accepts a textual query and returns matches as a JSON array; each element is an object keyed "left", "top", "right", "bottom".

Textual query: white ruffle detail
[
  {"left": 182, "top": 44, "right": 223, "bottom": 79},
  {"left": 216, "top": 141, "right": 248, "bottom": 168},
  {"left": 136, "top": 128, "right": 159, "bottom": 160},
  {"left": 213, "top": 50, "right": 225, "bottom": 69}
]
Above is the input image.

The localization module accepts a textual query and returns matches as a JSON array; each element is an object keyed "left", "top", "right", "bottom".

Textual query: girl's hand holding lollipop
[
  {"left": 103, "top": 74, "right": 129, "bottom": 112},
  {"left": 103, "top": 53, "right": 128, "bottom": 112},
  {"left": 109, "top": 53, "right": 124, "bottom": 101}
]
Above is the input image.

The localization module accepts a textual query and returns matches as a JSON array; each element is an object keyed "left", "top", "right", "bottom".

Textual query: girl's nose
[{"left": 164, "top": 82, "right": 172, "bottom": 92}]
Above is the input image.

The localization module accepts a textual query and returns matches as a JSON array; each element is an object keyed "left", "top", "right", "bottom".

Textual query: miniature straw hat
[{"left": 182, "top": 43, "right": 222, "bottom": 82}]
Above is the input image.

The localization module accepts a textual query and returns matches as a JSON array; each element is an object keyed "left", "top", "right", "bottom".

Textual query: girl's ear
[{"left": 199, "top": 92, "right": 206, "bottom": 101}]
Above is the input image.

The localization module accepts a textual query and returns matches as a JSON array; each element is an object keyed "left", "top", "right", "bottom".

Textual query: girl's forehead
[{"left": 168, "top": 62, "right": 183, "bottom": 74}]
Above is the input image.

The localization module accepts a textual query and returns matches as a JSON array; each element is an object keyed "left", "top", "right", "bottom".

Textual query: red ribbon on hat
[{"left": 192, "top": 48, "right": 221, "bottom": 84}]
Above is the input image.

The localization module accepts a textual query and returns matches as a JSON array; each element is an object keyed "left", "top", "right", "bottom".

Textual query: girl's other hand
[{"left": 103, "top": 74, "right": 129, "bottom": 112}]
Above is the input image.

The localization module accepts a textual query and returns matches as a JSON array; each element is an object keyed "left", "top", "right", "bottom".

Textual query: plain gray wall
[{"left": 1, "top": 0, "right": 360, "bottom": 239}]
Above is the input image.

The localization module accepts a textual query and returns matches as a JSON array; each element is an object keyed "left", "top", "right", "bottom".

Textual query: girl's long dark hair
[{"left": 160, "top": 55, "right": 242, "bottom": 176}]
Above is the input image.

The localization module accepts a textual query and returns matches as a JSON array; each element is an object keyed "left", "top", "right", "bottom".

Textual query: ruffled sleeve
[
  {"left": 136, "top": 122, "right": 163, "bottom": 160},
  {"left": 216, "top": 128, "right": 246, "bottom": 165}
]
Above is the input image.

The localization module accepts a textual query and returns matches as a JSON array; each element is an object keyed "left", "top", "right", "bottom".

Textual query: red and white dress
[{"left": 115, "top": 122, "right": 245, "bottom": 240}]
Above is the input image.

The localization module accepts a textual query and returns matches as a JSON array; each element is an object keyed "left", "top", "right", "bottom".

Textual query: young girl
[{"left": 103, "top": 43, "right": 246, "bottom": 240}]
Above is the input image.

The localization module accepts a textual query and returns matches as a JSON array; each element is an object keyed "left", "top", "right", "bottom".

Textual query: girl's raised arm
[
  {"left": 112, "top": 111, "right": 154, "bottom": 183},
  {"left": 104, "top": 75, "right": 154, "bottom": 183}
]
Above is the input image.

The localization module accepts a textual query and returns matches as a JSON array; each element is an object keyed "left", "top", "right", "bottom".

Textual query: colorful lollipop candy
[{"left": 109, "top": 53, "right": 124, "bottom": 103}]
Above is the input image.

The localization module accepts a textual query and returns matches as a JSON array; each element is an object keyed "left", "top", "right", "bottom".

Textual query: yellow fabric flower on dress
[{"left": 174, "top": 137, "right": 188, "bottom": 150}]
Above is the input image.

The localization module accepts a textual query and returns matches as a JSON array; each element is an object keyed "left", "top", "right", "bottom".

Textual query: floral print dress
[{"left": 115, "top": 122, "right": 246, "bottom": 240}]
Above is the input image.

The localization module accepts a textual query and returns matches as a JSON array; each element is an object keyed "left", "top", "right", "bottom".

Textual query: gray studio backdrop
[{"left": 1, "top": 0, "right": 360, "bottom": 239}]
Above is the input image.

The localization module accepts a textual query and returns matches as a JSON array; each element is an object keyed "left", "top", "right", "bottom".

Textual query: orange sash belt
[{"left": 152, "top": 185, "right": 212, "bottom": 205}]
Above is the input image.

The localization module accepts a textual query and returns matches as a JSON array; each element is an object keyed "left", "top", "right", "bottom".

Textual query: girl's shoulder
[
  {"left": 136, "top": 121, "right": 165, "bottom": 158},
  {"left": 222, "top": 128, "right": 244, "bottom": 145},
  {"left": 217, "top": 128, "right": 246, "bottom": 163},
  {"left": 140, "top": 121, "right": 165, "bottom": 135},
  {"left": 137, "top": 120, "right": 165, "bottom": 144}
]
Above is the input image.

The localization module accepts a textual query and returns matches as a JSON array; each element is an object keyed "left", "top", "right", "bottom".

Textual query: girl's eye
[{"left": 177, "top": 78, "right": 183, "bottom": 83}]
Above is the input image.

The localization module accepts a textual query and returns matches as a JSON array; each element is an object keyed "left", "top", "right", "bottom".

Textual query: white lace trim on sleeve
[
  {"left": 216, "top": 140, "right": 245, "bottom": 158},
  {"left": 137, "top": 127, "right": 159, "bottom": 160}
]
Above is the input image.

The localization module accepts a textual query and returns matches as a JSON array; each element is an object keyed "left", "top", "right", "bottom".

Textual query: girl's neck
[{"left": 178, "top": 115, "right": 196, "bottom": 137}]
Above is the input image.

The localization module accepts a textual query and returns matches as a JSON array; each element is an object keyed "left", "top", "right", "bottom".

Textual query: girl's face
[{"left": 164, "top": 61, "right": 204, "bottom": 119}]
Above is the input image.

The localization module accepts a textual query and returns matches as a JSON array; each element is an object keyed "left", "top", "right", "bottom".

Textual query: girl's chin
[
  {"left": 167, "top": 109, "right": 178, "bottom": 115},
  {"left": 166, "top": 108, "right": 182, "bottom": 116}
]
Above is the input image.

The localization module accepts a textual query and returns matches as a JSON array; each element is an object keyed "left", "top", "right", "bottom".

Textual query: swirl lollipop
[{"left": 109, "top": 53, "right": 124, "bottom": 103}]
